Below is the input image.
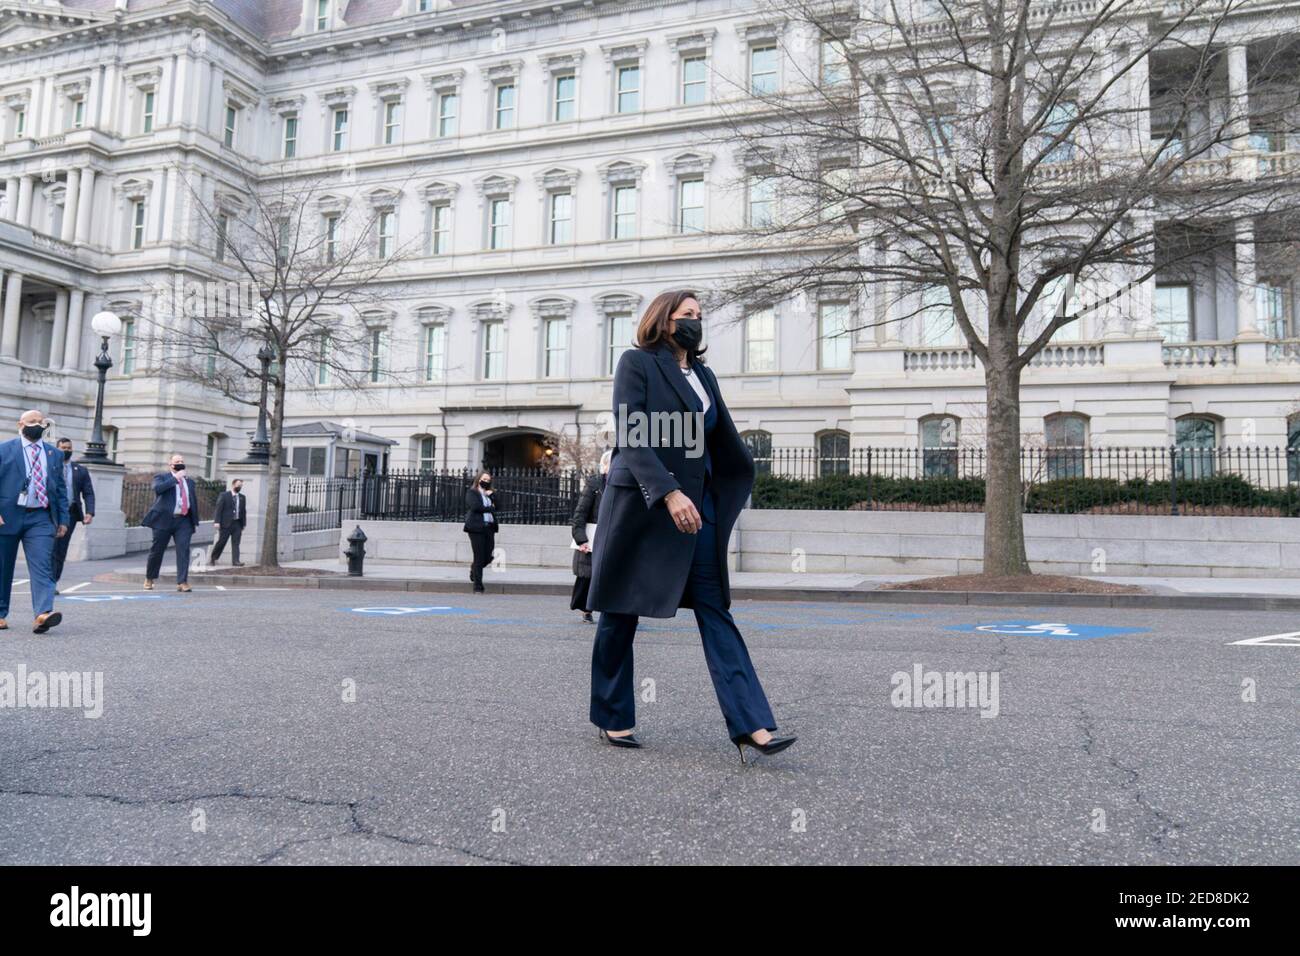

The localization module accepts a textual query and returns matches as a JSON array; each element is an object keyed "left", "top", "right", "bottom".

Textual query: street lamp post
[
  {"left": 236, "top": 344, "right": 275, "bottom": 464},
  {"left": 80, "top": 311, "right": 123, "bottom": 466}
]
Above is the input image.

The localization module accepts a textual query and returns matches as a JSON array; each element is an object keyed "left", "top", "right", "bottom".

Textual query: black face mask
[
  {"left": 21, "top": 425, "right": 44, "bottom": 441},
  {"left": 233, "top": 486, "right": 242, "bottom": 494},
  {"left": 671, "top": 318, "right": 703, "bottom": 354},
  {"left": 61, "top": 449, "right": 73, "bottom": 461},
  {"left": 172, "top": 463, "right": 186, "bottom": 472},
  {"left": 480, "top": 480, "right": 492, "bottom": 490}
]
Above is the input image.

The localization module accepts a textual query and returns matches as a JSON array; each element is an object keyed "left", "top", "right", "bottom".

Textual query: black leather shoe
[
  {"left": 582, "top": 612, "right": 594, "bottom": 624},
  {"left": 232, "top": 562, "right": 245, "bottom": 567},
  {"left": 735, "top": 733, "right": 797, "bottom": 765},
  {"left": 598, "top": 729, "right": 642, "bottom": 749}
]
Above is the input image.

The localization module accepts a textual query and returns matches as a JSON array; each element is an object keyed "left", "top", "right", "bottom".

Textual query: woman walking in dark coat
[
  {"left": 586, "top": 289, "right": 796, "bottom": 764},
  {"left": 570, "top": 451, "right": 611, "bottom": 623},
  {"left": 463, "top": 470, "right": 500, "bottom": 594}
]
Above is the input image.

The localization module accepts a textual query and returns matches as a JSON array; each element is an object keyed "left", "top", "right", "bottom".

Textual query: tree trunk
[
  {"left": 982, "top": 363, "right": 1030, "bottom": 576},
  {"left": 259, "top": 380, "right": 286, "bottom": 569}
]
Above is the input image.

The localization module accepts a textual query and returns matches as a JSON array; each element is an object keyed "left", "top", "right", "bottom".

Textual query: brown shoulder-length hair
[{"left": 635, "top": 289, "right": 707, "bottom": 359}]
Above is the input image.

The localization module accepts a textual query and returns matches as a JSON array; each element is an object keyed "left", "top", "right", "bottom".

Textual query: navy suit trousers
[
  {"left": 589, "top": 509, "right": 777, "bottom": 741},
  {"left": 146, "top": 517, "right": 194, "bottom": 584}
]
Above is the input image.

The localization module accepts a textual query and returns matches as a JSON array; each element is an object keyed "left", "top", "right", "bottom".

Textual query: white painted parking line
[
  {"left": 62, "top": 582, "right": 90, "bottom": 593},
  {"left": 12, "top": 579, "right": 27, "bottom": 588},
  {"left": 1229, "top": 631, "right": 1300, "bottom": 647}
]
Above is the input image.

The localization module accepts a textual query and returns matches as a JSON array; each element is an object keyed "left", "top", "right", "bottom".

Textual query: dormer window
[{"left": 315, "top": 0, "right": 331, "bottom": 32}]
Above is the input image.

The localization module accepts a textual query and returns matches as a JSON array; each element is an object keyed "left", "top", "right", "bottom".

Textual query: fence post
[
  {"left": 865, "top": 447, "right": 873, "bottom": 510},
  {"left": 1169, "top": 445, "right": 1179, "bottom": 516}
]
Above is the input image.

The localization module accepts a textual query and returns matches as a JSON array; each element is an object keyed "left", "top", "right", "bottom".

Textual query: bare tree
[
  {"left": 713, "top": 0, "right": 1300, "bottom": 575},
  {"left": 140, "top": 160, "right": 418, "bottom": 567}
]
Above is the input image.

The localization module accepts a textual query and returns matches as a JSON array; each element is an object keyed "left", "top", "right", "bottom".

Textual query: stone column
[
  {"left": 74, "top": 167, "right": 96, "bottom": 245},
  {"left": 66, "top": 462, "right": 128, "bottom": 562},
  {"left": 1234, "top": 217, "right": 1268, "bottom": 366},
  {"left": 3, "top": 177, "right": 17, "bottom": 222},
  {"left": 49, "top": 289, "right": 70, "bottom": 370},
  {"left": 60, "top": 169, "right": 80, "bottom": 243},
  {"left": 221, "top": 462, "right": 295, "bottom": 566},
  {"left": 62, "top": 288, "right": 86, "bottom": 370},
  {"left": 1, "top": 270, "right": 22, "bottom": 358},
  {"left": 16, "top": 175, "right": 34, "bottom": 227}
]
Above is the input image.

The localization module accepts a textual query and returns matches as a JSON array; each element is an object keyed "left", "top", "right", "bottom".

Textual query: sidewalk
[{"left": 100, "top": 558, "right": 1300, "bottom": 610}]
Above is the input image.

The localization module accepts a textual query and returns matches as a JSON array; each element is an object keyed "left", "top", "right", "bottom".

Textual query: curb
[{"left": 101, "top": 572, "right": 1300, "bottom": 611}]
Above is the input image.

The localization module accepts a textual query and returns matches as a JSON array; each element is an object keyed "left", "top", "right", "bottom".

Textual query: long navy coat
[{"left": 587, "top": 343, "right": 755, "bottom": 618}]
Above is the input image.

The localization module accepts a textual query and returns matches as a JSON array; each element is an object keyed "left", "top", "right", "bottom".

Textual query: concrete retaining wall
[
  {"left": 335, "top": 512, "right": 1300, "bottom": 578},
  {"left": 291, "top": 528, "right": 342, "bottom": 561}
]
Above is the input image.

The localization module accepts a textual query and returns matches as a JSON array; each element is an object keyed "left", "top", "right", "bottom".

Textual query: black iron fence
[
  {"left": 750, "top": 446, "right": 1300, "bottom": 516},
  {"left": 286, "top": 476, "right": 360, "bottom": 532},
  {"left": 121, "top": 474, "right": 226, "bottom": 527},
  {"left": 355, "top": 468, "right": 589, "bottom": 525}
]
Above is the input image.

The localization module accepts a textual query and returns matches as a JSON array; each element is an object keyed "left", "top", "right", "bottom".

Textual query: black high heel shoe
[
  {"left": 598, "top": 729, "right": 642, "bottom": 749},
  {"left": 735, "top": 733, "right": 797, "bottom": 764}
]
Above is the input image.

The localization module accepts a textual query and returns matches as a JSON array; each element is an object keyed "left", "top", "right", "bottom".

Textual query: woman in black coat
[
  {"left": 570, "top": 451, "right": 611, "bottom": 623},
  {"left": 462, "top": 471, "right": 500, "bottom": 594},
  {"left": 586, "top": 289, "right": 796, "bottom": 764}
]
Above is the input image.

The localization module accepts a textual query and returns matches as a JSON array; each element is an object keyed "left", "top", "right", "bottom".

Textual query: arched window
[
  {"left": 1174, "top": 415, "right": 1218, "bottom": 479},
  {"left": 920, "top": 415, "right": 959, "bottom": 477},
  {"left": 1287, "top": 414, "right": 1299, "bottom": 483},
  {"left": 741, "top": 430, "right": 772, "bottom": 476},
  {"left": 817, "top": 429, "right": 850, "bottom": 476},
  {"left": 1045, "top": 413, "right": 1088, "bottom": 479}
]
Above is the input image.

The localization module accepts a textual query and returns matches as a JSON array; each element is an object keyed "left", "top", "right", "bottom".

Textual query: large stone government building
[{"left": 1, "top": 0, "right": 1298, "bottom": 478}]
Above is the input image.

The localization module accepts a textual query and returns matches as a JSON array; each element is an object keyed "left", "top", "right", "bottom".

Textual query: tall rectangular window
[
  {"left": 283, "top": 113, "right": 298, "bottom": 158},
  {"left": 607, "top": 312, "right": 633, "bottom": 373},
  {"left": 749, "top": 175, "right": 775, "bottom": 228},
  {"left": 418, "top": 436, "right": 436, "bottom": 471},
  {"left": 142, "top": 91, "right": 155, "bottom": 133},
  {"left": 223, "top": 105, "right": 238, "bottom": 147},
  {"left": 920, "top": 285, "right": 960, "bottom": 347},
  {"left": 821, "top": 38, "right": 849, "bottom": 86},
  {"left": 554, "top": 74, "right": 576, "bottom": 121},
  {"left": 383, "top": 100, "right": 402, "bottom": 145},
  {"left": 204, "top": 434, "right": 219, "bottom": 478},
  {"left": 438, "top": 92, "right": 458, "bottom": 136},
  {"left": 543, "top": 318, "right": 568, "bottom": 377},
  {"left": 215, "top": 214, "right": 228, "bottom": 261},
  {"left": 819, "top": 301, "right": 851, "bottom": 369},
  {"left": 431, "top": 203, "right": 450, "bottom": 254},
  {"left": 750, "top": 45, "right": 778, "bottom": 94},
  {"left": 549, "top": 191, "right": 573, "bottom": 244},
  {"left": 316, "top": 334, "right": 330, "bottom": 385},
  {"left": 745, "top": 307, "right": 776, "bottom": 371},
  {"left": 682, "top": 55, "right": 707, "bottom": 104},
  {"left": 482, "top": 321, "right": 504, "bottom": 380},
  {"left": 368, "top": 328, "right": 386, "bottom": 383},
  {"left": 613, "top": 185, "right": 637, "bottom": 239},
  {"left": 494, "top": 84, "right": 516, "bottom": 130},
  {"left": 71, "top": 98, "right": 85, "bottom": 129},
  {"left": 332, "top": 108, "right": 349, "bottom": 151},
  {"left": 489, "top": 197, "right": 511, "bottom": 249},
  {"left": 1154, "top": 284, "right": 1192, "bottom": 343},
  {"left": 316, "top": 0, "right": 330, "bottom": 31},
  {"left": 1042, "top": 100, "right": 1078, "bottom": 163},
  {"left": 121, "top": 319, "right": 136, "bottom": 374},
  {"left": 1258, "top": 280, "right": 1294, "bottom": 339},
  {"left": 423, "top": 324, "right": 446, "bottom": 382},
  {"left": 324, "top": 215, "right": 339, "bottom": 262},
  {"left": 14, "top": 108, "right": 25, "bottom": 137},
  {"left": 377, "top": 211, "right": 395, "bottom": 257},
  {"left": 678, "top": 177, "right": 704, "bottom": 233},
  {"left": 616, "top": 65, "right": 641, "bottom": 113},
  {"left": 131, "top": 200, "right": 146, "bottom": 249}
]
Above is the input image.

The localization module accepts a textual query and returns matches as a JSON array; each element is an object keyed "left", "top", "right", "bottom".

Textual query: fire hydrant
[{"left": 344, "top": 526, "right": 367, "bottom": 576}]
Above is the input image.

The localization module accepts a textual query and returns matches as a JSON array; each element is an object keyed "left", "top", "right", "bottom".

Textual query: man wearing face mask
[
  {"left": 50, "top": 438, "right": 96, "bottom": 591},
  {"left": 209, "top": 478, "right": 247, "bottom": 567},
  {"left": 141, "top": 453, "right": 201, "bottom": 592},
  {"left": 0, "top": 410, "right": 71, "bottom": 634}
]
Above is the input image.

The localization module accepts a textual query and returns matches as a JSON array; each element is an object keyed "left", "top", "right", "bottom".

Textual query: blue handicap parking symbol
[
  {"left": 64, "top": 594, "right": 173, "bottom": 603},
  {"left": 344, "top": 606, "right": 477, "bottom": 617},
  {"left": 946, "top": 621, "right": 1151, "bottom": 640}
]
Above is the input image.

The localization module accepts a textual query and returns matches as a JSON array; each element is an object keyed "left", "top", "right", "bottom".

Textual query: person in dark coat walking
[
  {"left": 51, "top": 438, "right": 95, "bottom": 591},
  {"left": 570, "top": 450, "right": 611, "bottom": 624},
  {"left": 586, "top": 290, "right": 796, "bottom": 763},
  {"left": 142, "top": 453, "right": 201, "bottom": 592},
  {"left": 209, "top": 478, "right": 247, "bottom": 566},
  {"left": 463, "top": 471, "right": 500, "bottom": 593}
]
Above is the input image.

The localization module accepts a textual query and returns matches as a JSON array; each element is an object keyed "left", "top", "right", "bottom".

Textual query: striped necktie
[{"left": 28, "top": 444, "right": 47, "bottom": 508}]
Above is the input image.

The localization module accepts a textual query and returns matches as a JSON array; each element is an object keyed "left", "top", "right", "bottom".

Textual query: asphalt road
[{"left": 0, "top": 573, "right": 1296, "bottom": 865}]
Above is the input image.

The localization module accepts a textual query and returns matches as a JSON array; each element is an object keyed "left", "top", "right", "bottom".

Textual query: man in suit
[
  {"left": 51, "top": 437, "right": 96, "bottom": 591},
  {"left": 142, "top": 452, "right": 200, "bottom": 592},
  {"left": 209, "top": 478, "right": 246, "bottom": 566},
  {"left": 0, "top": 410, "right": 71, "bottom": 634}
]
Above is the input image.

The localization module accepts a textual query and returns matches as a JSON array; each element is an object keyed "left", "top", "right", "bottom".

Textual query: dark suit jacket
[
  {"left": 570, "top": 474, "right": 603, "bottom": 578},
  {"left": 214, "top": 490, "right": 247, "bottom": 529},
  {"left": 0, "top": 438, "right": 71, "bottom": 534},
  {"left": 64, "top": 460, "right": 96, "bottom": 523},
  {"left": 462, "top": 486, "right": 502, "bottom": 532},
  {"left": 586, "top": 344, "right": 755, "bottom": 618},
  {"left": 142, "top": 472, "right": 201, "bottom": 531}
]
